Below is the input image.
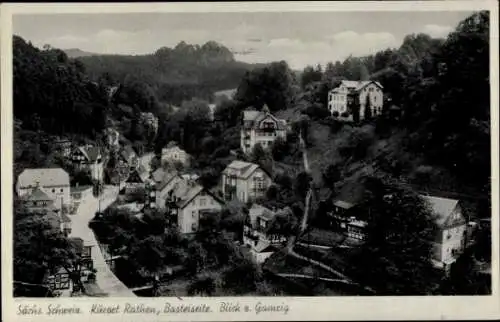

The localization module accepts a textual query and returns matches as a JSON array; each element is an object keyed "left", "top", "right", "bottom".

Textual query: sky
[{"left": 13, "top": 11, "right": 473, "bottom": 69}]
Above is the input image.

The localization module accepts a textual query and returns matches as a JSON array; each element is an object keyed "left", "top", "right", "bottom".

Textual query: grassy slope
[{"left": 275, "top": 108, "right": 484, "bottom": 220}]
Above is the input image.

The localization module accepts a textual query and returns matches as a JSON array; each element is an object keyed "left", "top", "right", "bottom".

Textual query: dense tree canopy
[
  {"left": 14, "top": 36, "right": 110, "bottom": 137},
  {"left": 348, "top": 176, "right": 440, "bottom": 294},
  {"left": 14, "top": 211, "right": 79, "bottom": 287}
]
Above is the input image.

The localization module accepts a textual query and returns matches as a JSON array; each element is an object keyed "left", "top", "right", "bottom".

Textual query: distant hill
[
  {"left": 63, "top": 48, "right": 100, "bottom": 58},
  {"left": 75, "top": 41, "right": 263, "bottom": 105}
]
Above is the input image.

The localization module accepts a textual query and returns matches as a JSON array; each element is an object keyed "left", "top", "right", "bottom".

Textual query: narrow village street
[{"left": 69, "top": 185, "right": 137, "bottom": 297}]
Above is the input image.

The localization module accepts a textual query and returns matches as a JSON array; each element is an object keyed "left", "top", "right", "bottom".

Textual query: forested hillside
[
  {"left": 75, "top": 41, "right": 262, "bottom": 105},
  {"left": 13, "top": 11, "right": 490, "bottom": 195},
  {"left": 218, "top": 11, "right": 490, "bottom": 201},
  {"left": 13, "top": 36, "right": 109, "bottom": 137},
  {"left": 12, "top": 37, "right": 259, "bottom": 175}
]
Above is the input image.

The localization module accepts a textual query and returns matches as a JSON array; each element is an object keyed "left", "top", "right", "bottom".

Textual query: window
[
  {"left": 199, "top": 198, "right": 206, "bottom": 207},
  {"left": 60, "top": 189, "right": 63, "bottom": 192},
  {"left": 369, "top": 87, "right": 374, "bottom": 92},
  {"left": 192, "top": 211, "right": 196, "bottom": 218},
  {"left": 52, "top": 189, "right": 55, "bottom": 193}
]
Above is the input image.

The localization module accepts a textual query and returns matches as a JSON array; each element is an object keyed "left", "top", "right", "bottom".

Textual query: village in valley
[{"left": 12, "top": 11, "right": 491, "bottom": 297}]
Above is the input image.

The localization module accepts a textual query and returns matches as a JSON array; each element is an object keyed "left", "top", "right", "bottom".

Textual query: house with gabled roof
[
  {"left": 243, "top": 204, "right": 289, "bottom": 264},
  {"left": 19, "top": 185, "right": 58, "bottom": 213},
  {"left": 326, "top": 180, "right": 469, "bottom": 268},
  {"left": 16, "top": 168, "right": 71, "bottom": 210},
  {"left": 164, "top": 178, "right": 224, "bottom": 234},
  {"left": 156, "top": 170, "right": 183, "bottom": 208},
  {"left": 324, "top": 180, "right": 370, "bottom": 235},
  {"left": 221, "top": 160, "right": 273, "bottom": 203},
  {"left": 328, "top": 80, "right": 384, "bottom": 121},
  {"left": 423, "top": 195, "right": 468, "bottom": 269},
  {"left": 240, "top": 106, "right": 288, "bottom": 154},
  {"left": 70, "top": 145, "right": 104, "bottom": 181},
  {"left": 124, "top": 165, "right": 150, "bottom": 193}
]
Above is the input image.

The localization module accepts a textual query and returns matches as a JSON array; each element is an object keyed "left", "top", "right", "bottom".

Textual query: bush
[
  {"left": 213, "top": 146, "right": 230, "bottom": 158},
  {"left": 338, "top": 125, "right": 376, "bottom": 160},
  {"left": 340, "top": 112, "right": 350, "bottom": 118},
  {"left": 304, "top": 104, "right": 331, "bottom": 120},
  {"left": 332, "top": 111, "right": 340, "bottom": 117},
  {"left": 329, "top": 119, "right": 344, "bottom": 134},
  {"left": 271, "top": 137, "right": 288, "bottom": 161},
  {"left": 199, "top": 168, "right": 221, "bottom": 188}
]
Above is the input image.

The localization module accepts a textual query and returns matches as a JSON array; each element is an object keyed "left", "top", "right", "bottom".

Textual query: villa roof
[
  {"left": 169, "top": 179, "right": 223, "bottom": 209},
  {"left": 242, "top": 109, "right": 287, "bottom": 130},
  {"left": 17, "top": 168, "right": 70, "bottom": 189},
  {"left": 331, "top": 80, "right": 383, "bottom": 93},
  {"left": 243, "top": 110, "right": 262, "bottom": 122},
  {"left": 157, "top": 171, "right": 181, "bottom": 191},
  {"left": 222, "top": 160, "right": 267, "bottom": 179},
  {"left": 421, "top": 195, "right": 460, "bottom": 226}
]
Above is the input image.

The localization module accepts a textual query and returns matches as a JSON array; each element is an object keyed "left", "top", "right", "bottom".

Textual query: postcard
[{"left": 1, "top": 1, "right": 499, "bottom": 321}]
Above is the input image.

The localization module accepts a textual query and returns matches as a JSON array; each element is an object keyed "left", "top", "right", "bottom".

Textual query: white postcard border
[{"left": 2, "top": 1, "right": 499, "bottom": 321}]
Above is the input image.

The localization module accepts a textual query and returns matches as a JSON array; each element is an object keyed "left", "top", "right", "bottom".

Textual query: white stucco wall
[
  {"left": 178, "top": 193, "right": 222, "bottom": 234},
  {"left": 439, "top": 225, "right": 467, "bottom": 264}
]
